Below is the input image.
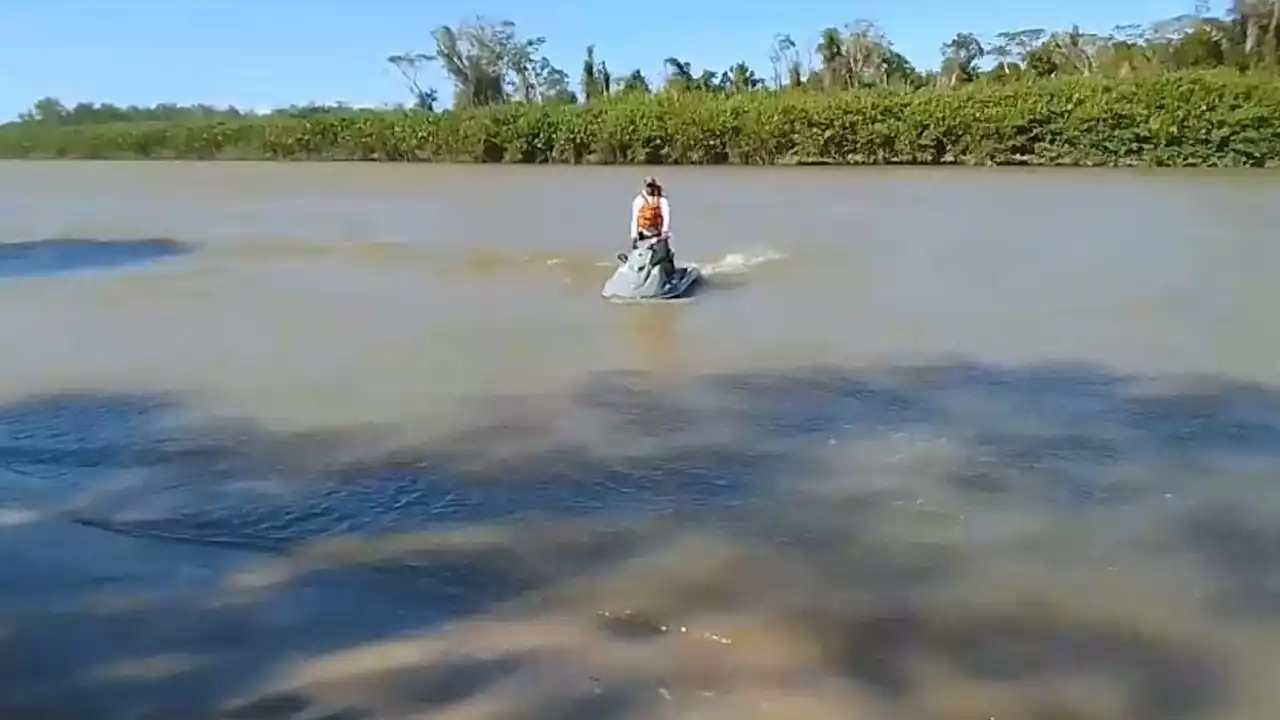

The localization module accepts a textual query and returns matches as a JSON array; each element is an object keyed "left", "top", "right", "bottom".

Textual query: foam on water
[{"left": 689, "top": 249, "right": 788, "bottom": 277}]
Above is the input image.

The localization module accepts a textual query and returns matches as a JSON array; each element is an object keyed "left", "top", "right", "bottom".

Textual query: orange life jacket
[{"left": 636, "top": 194, "right": 664, "bottom": 233}]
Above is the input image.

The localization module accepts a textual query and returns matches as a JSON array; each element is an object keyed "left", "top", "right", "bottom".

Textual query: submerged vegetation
[{"left": 4, "top": 4, "right": 1280, "bottom": 166}]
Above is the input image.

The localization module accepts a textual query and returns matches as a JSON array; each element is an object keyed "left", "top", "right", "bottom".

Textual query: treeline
[
  {"left": 3, "top": 73, "right": 1277, "bottom": 167},
  {"left": 381, "top": 5, "right": 1280, "bottom": 110},
  {"left": 2, "top": 5, "right": 1280, "bottom": 166},
  {"left": 8, "top": 97, "right": 366, "bottom": 127},
  {"left": 9, "top": 5, "right": 1280, "bottom": 124}
]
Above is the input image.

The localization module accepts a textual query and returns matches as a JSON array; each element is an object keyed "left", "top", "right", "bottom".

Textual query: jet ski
[{"left": 601, "top": 238, "right": 701, "bottom": 301}]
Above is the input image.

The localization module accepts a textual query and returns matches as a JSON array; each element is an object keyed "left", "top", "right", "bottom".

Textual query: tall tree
[
  {"left": 416, "top": 16, "right": 571, "bottom": 108},
  {"left": 663, "top": 57, "right": 694, "bottom": 92},
  {"left": 768, "top": 34, "right": 803, "bottom": 89},
  {"left": 386, "top": 52, "right": 438, "bottom": 110},
  {"left": 580, "top": 45, "right": 612, "bottom": 102},
  {"left": 989, "top": 33, "right": 1017, "bottom": 74},
  {"left": 816, "top": 27, "right": 848, "bottom": 89},
  {"left": 1002, "top": 28, "right": 1048, "bottom": 67},
  {"left": 940, "top": 32, "right": 985, "bottom": 86},
  {"left": 844, "top": 20, "right": 892, "bottom": 85}
]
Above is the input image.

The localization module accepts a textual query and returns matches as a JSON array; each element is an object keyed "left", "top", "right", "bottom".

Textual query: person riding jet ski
[{"left": 629, "top": 176, "right": 676, "bottom": 285}]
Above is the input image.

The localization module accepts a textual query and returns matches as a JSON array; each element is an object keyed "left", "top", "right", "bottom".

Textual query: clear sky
[{"left": 0, "top": 0, "right": 1207, "bottom": 120}]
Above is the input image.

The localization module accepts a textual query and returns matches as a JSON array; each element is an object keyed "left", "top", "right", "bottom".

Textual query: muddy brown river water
[{"left": 1, "top": 161, "right": 1279, "bottom": 719}]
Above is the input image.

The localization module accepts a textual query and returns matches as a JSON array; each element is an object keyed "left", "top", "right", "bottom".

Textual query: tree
[
  {"left": 619, "top": 69, "right": 651, "bottom": 95},
  {"left": 387, "top": 52, "right": 438, "bottom": 110},
  {"left": 663, "top": 57, "right": 694, "bottom": 92},
  {"left": 417, "top": 16, "right": 571, "bottom": 108},
  {"left": 844, "top": 20, "right": 892, "bottom": 85},
  {"left": 940, "top": 32, "right": 985, "bottom": 86},
  {"left": 599, "top": 62, "right": 613, "bottom": 97},
  {"left": 1169, "top": 22, "right": 1232, "bottom": 68},
  {"left": 417, "top": 88, "right": 439, "bottom": 112},
  {"left": 11, "top": 98, "right": 254, "bottom": 125},
  {"left": 989, "top": 33, "right": 1016, "bottom": 74},
  {"left": 1024, "top": 43, "right": 1061, "bottom": 77},
  {"left": 1271, "top": 0, "right": 1280, "bottom": 54},
  {"left": 721, "top": 62, "right": 763, "bottom": 92},
  {"left": 768, "top": 33, "right": 803, "bottom": 89},
  {"left": 1233, "top": 0, "right": 1265, "bottom": 57},
  {"left": 18, "top": 97, "right": 67, "bottom": 124},
  {"left": 428, "top": 21, "right": 506, "bottom": 108},
  {"left": 816, "top": 27, "right": 849, "bottom": 89},
  {"left": 1002, "top": 28, "right": 1048, "bottom": 67},
  {"left": 1045, "top": 25, "right": 1106, "bottom": 75},
  {"left": 580, "top": 45, "right": 611, "bottom": 102},
  {"left": 536, "top": 58, "right": 576, "bottom": 104},
  {"left": 883, "top": 49, "right": 924, "bottom": 87},
  {"left": 1098, "top": 24, "right": 1153, "bottom": 76}
]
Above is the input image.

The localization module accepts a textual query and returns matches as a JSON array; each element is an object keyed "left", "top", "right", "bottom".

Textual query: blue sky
[{"left": 0, "top": 0, "right": 1208, "bottom": 119}]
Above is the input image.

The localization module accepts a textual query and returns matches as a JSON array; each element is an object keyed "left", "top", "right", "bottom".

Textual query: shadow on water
[
  {"left": 1, "top": 359, "right": 1279, "bottom": 718},
  {"left": 0, "top": 238, "right": 192, "bottom": 279}
]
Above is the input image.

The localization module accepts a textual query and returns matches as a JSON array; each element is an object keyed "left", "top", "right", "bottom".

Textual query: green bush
[{"left": 3, "top": 71, "right": 1279, "bottom": 167}]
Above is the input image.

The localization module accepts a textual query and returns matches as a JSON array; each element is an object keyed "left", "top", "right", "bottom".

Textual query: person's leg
[{"left": 652, "top": 239, "right": 676, "bottom": 282}]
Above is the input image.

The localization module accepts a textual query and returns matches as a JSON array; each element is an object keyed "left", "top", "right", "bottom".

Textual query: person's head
[{"left": 642, "top": 176, "right": 662, "bottom": 197}]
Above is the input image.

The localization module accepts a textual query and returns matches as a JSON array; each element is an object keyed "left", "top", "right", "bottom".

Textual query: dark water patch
[
  {"left": 0, "top": 562, "right": 507, "bottom": 720},
  {"left": 0, "top": 237, "right": 191, "bottom": 279},
  {"left": 812, "top": 601, "right": 1224, "bottom": 720},
  {"left": 4, "top": 361, "right": 1280, "bottom": 548},
  {"left": 56, "top": 440, "right": 779, "bottom": 553},
  {"left": 1177, "top": 506, "right": 1280, "bottom": 619},
  {"left": 2, "top": 362, "right": 1280, "bottom": 622},
  {"left": 2, "top": 357, "right": 1275, "bottom": 718},
  {"left": 574, "top": 373, "right": 703, "bottom": 436},
  {"left": 678, "top": 363, "right": 1280, "bottom": 510},
  {"left": 1122, "top": 387, "right": 1280, "bottom": 456},
  {"left": 695, "top": 368, "right": 934, "bottom": 437},
  {"left": 952, "top": 431, "right": 1139, "bottom": 507}
]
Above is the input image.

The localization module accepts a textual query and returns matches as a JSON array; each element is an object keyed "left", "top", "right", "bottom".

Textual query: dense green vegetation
[{"left": 4, "top": 4, "right": 1280, "bottom": 166}]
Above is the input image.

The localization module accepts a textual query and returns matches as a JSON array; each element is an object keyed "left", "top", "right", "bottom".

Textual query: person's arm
[
  {"left": 629, "top": 196, "right": 641, "bottom": 239},
  {"left": 660, "top": 197, "right": 671, "bottom": 235}
]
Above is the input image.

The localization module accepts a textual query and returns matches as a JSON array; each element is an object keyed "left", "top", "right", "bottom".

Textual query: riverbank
[{"left": 3, "top": 71, "right": 1279, "bottom": 167}]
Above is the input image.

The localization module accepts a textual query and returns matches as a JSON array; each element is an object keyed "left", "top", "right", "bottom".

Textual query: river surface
[{"left": 1, "top": 161, "right": 1279, "bottom": 719}]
